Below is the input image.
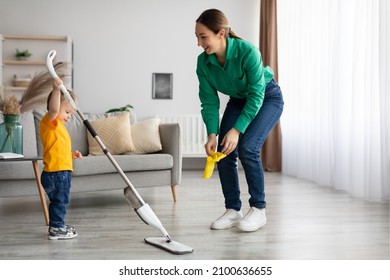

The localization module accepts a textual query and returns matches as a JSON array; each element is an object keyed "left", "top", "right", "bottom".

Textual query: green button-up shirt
[{"left": 196, "top": 37, "right": 274, "bottom": 134}]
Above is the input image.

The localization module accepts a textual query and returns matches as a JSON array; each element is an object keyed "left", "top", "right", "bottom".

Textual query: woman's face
[{"left": 195, "top": 22, "right": 225, "bottom": 56}]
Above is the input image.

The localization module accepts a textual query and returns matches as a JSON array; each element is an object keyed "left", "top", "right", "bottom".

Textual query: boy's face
[{"left": 59, "top": 101, "right": 74, "bottom": 123}]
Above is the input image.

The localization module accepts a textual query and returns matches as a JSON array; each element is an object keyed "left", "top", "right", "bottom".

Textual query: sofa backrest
[
  {"left": 32, "top": 109, "right": 137, "bottom": 156},
  {"left": 1, "top": 108, "right": 141, "bottom": 158}
]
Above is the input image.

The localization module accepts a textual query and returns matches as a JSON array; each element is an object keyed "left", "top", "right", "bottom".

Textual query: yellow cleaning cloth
[{"left": 203, "top": 151, "right": 226, "bottom": 179}]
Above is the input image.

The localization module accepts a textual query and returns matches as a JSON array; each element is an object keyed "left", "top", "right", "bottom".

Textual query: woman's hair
[
  {"left": 196, "top": 8, "right": 241, "bottom": 39},
  {"left": 46, "top": 89, "right": 76, "bottom": 111}
]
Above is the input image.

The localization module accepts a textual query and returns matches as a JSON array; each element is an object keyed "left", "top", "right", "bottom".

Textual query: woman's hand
[
  {"left": 204, "top": 134, "right": 217, "bottom": 156},
  {"left": 220, "top": 128, "right": 240, "bottom": 155}
]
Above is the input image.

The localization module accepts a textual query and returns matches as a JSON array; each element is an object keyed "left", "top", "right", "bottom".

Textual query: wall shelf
[
  {"left": 4, "top": 86, "right": 27, "bottom": 91},
  {"left": 2, "top": 35, "right": 68, "bottom": 41},
  {"left": 3, "top": 60, "right": 46, "bottom": 66},
  {"left": 1, "top": 34, "right": 73, "bottom": 101}
]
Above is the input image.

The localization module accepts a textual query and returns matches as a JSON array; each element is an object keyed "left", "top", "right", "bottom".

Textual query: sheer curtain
[{"left": 278, "top": 0, "right": 389, "bottom": 201}]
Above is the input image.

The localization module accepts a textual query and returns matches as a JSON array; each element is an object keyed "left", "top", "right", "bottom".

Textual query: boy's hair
[{"left": 46, "top": 89, "right": 76, "bottom": 111}]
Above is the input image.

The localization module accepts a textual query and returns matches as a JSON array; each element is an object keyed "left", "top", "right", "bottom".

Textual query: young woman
[{"left": 195, "top": 9, "right": 284, "bottom": 232}]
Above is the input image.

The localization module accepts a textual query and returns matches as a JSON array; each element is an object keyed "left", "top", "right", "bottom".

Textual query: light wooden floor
[{"left": 0, "top": 170, "right": 388, "bottom": 260}]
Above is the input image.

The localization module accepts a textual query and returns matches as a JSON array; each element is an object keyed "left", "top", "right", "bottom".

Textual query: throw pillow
[
  {"left": 87, "top": 112, "right": 135, "bottom": 155},
  {"left": 131, "top": 118, "right": 162, "bottom": 154}
]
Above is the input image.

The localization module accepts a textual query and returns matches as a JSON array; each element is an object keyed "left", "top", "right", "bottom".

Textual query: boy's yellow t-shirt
[{"left": 40, "top": 113, "right": 73, "bottom": 172}]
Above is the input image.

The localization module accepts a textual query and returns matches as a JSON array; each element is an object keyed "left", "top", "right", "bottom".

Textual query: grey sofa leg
[{"left": 171, "top": 185, "right": 177, "bottom": 202}]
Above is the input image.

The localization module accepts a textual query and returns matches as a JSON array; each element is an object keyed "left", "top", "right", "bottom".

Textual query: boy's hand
[
  {"left": 72, "top": 150, "right": 83, "bottom": 159},
  {"left": 53, "top": 77, "right": 63, "bottom": 90}
]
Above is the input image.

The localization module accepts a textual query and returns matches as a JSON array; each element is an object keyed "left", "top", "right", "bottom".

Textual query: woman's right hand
[{"left": 204, "top": 134, "right": 217, "bottom": 156}]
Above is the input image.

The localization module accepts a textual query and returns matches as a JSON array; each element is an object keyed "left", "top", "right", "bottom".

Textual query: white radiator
[{"left": 158, "top": 114, "right": 207, "bottom": 157}]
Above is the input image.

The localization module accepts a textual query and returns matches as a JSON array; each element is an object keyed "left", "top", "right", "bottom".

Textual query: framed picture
[{"left": 152, "top": 73, "right": 173, "bottom": 99}]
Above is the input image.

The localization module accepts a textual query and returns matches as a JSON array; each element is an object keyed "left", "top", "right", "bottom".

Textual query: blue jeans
[
  {"left": 217, "top": 79, "right": 284, "bottom": 210},
  {"left": 41, "top": 171, "right": 72, "bottom": 228}
]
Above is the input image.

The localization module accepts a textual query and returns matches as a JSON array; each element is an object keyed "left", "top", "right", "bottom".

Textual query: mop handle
[
  {"left": 46, "top": 50, "right": 78, "bottom": 111},
  {"left": 45, "top": 50, "right": 146, "bottom": 209},
  {"left": 46, "top": 50, "right": 99, "bottom": 139}
]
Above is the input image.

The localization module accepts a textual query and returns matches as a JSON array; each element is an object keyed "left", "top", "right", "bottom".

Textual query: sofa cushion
[
  {"left": 72, "top": 154, "right": 173, "bottom": 176},
  {"left": 130, "top": 117, "right": 162, "bottom": 154},
  {"left": 0, "top": 111, "right": 37, "bottom": 157},
  {"left": 33, "top": 110, "right": 46, "bottom": 157},
  {"left": 0, "top": 160, "right": 37, "bottom": 179},
  {"left": 0, "top": 153, "right": 173, "bottom": 180},
  {"left": 87, "top": 112, "right": 135, "bottom": 155},
  {"left": 34, "top": 109, "right": 86, "bottom": 156}
]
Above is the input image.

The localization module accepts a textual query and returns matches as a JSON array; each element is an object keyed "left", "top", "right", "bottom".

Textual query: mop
[{"left": 46, "top": 50, "right": 193, "bottom": 254}]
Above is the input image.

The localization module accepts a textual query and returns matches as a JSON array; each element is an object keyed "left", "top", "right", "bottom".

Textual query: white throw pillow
[{"left": 131, "top": 118, "right": 162, "bottom": 154}]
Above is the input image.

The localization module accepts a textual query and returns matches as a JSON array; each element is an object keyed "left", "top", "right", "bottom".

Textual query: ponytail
[
  {"left": 228, "top": 29, "right": 242, "bottom": 39},
  {"left": 196, "top": 9, "right": 243, "bottom": 40}
]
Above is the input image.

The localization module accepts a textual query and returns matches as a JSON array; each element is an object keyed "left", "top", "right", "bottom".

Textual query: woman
[{"left": 195, "top": 9, "right": 284, "bottom": 232}]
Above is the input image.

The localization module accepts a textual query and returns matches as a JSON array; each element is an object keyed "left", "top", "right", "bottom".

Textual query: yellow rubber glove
[{"left": 203, "top": 150, "right": 226, "bottom": 179}]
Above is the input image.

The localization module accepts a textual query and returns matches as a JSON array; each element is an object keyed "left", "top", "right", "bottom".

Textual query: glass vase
[{"left": 0, "top": 114, "right": 23, "bottom": 154}]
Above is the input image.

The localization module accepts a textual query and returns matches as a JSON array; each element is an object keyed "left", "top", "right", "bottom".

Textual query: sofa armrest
[{"left": 159, "top": 123, "right": 182, "bottom": 185}]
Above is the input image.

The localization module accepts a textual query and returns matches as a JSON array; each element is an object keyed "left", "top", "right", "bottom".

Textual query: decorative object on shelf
[
  {"left": 15, "top": 48, "right": 32, "bottom": 61},
  {"left": 0, "top": 95, "right": 23, "bottom": 154},
  {"left": 105, "top": 104, "right": 134, "bottom": 113},
  {"left": 152, "top": 73, "right": 173, "bottom": 99},
  {"left": 13, "top": 74, "right": 32, "bottom": 87}
]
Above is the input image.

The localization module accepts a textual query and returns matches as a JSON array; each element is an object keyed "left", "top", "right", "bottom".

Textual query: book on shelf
[{"left": 0, "top": 153, "right": 24, "bottom": 159}]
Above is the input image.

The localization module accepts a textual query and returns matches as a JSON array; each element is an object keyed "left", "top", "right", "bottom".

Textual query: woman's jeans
[
  {"left": 41, "top": 170, "right": 72, "bottom": 228},
  {"left": 217, "top": 79, "right": 284, "bottom": 210}
]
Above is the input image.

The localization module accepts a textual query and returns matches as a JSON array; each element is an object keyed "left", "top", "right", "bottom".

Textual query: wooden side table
[{"left": 0, "top": 157, "right": 49, "bottom": 225}]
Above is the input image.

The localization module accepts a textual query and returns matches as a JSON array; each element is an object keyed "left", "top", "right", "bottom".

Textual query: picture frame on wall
[{"left": 152, "top": 73, "right": 173, "bottom": 99}]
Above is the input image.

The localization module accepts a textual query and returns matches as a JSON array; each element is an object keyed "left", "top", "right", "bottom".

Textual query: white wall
[{"left": 0, "top": 0, "right": 260, "bottom": 120}]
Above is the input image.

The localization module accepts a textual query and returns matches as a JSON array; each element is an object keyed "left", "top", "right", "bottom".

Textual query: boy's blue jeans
[
  {"left": 217, "top": 79, "right": 284, "bottom": 211},
  {"left": 41, "top": 170, "right": 72, "bottom": 228}
]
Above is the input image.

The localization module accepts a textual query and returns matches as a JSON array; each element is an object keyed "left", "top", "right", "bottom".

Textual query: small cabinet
[{"left": 1, "top": 34, "right": 73, "bottom": 101}]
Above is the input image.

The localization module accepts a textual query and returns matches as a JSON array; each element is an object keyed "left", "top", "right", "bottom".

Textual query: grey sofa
[{"left": 0, "top": 110, "right": 182, "bottom": 201}]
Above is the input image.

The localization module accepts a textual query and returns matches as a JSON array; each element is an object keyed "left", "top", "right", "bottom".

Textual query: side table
[{"left": 0, "top": 156, "right": 49, "bottom": 225}]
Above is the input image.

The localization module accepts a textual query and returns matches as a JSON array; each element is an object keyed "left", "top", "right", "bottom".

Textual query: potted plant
[
  {"left": 15, "top": 48, "right": 32, "bottom": 61},
  {"left": 106, "top": 104, "right": 133, "bottom": 113}
]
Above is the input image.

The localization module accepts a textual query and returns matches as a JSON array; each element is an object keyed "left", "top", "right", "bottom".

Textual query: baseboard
[{"left": 182, "top": 157, "right": 243, "bottom": 170}]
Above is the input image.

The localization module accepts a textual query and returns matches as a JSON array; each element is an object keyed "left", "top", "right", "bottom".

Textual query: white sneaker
[
  {"left": 210, "top": 209, "right": 243, "bottom": 230},
  {"left": 237, "top": 207, "right": 267, "bottom": 232}
]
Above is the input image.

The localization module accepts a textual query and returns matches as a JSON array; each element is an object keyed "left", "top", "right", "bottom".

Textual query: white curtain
[{"left": 278, "top": 0, "right": 389, "bottom": 201}]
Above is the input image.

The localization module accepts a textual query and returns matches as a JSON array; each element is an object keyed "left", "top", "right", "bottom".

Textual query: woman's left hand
[{"left": 220, "top": 128, "right": 240, "bottom": 155}]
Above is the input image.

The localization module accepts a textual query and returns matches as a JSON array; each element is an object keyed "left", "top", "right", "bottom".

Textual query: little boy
[{"left": 40, "top": 77, "right": 83, "bottom": 240}]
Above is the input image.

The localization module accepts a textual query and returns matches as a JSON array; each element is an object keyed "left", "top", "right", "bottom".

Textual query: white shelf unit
[{"left": 0, "top": 34, "right": 73, "bottom": 100}]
